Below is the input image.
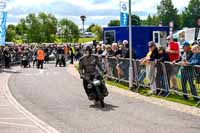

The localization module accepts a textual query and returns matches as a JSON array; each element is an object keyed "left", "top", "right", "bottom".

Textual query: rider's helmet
[{"left": 84, "top": 45, "right": 93, "bottom": 56}]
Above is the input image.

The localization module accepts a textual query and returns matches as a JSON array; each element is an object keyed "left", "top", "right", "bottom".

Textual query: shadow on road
[{"left": 90, "top": 103, "right": 119, "bottom": 112}]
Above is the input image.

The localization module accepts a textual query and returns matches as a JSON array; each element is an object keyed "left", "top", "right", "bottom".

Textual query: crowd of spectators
[
  {"left": 90, "top": 36, "right": 200, "bottom": 100},
  {"left": 0, "top": 43, "right": 83, "bottom": 69}
]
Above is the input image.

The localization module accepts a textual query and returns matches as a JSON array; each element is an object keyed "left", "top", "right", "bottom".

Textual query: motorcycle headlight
[{"left": 93, "top": 80, "right": 101, "bottom": 86}]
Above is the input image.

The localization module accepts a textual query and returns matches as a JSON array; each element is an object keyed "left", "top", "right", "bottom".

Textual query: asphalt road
[{"left": 8, "top": 64, "right": 200, "bottom": 133}]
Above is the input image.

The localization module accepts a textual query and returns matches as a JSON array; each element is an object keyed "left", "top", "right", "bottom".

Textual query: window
[{"left": 104, "top": 30, "right": 115, "bottom": 45}]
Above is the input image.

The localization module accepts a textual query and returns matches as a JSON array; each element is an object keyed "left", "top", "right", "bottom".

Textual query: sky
[{"left": 5, "top": 0, "right": 190, "bottom": 28}]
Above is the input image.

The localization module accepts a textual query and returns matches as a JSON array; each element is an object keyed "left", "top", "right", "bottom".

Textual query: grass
[
  {"left": 106, "top": 80, "right": 200, "bottom": 108},
  {"left": 106, "top": 80, "right": 129, "bottom": 90},
  {"left": 78, "top": 38, "right": 95, "bottom": 43}
]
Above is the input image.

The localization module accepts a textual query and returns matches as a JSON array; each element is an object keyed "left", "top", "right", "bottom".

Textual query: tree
[
  {"left": 108, "top": 20, "right": 120, "bottom": 27},
  {"left": 130, "top": 14, "right": 142, "bottom": 25},
  {"left": 38, "top": 12, "right": 57, "bottom": 42},
  {"left": 59, "top": 18, "right": 80, "bottom": 42},
  {"left": 25, "top": 13, "right": 41, "bottom": 42},
  {"left": 91, "top": 25, "right": 103, "bottom": 41},
  {"left": 87, "top": 24, "right": 96, "bottom": 32},
  {"left": 157, "top": 0, "right": 180, "bottom": 29},
  {"left": 6, "top": 24, "right": 16, "bottom": 42},
  {"left": 6, "top": 13, "right": 80, "bottom": 43},
  {"left": 181, "top": 0, "right": 200, "bottom": 28}
]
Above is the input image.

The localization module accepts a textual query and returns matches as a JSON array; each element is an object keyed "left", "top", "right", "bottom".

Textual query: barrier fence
[
  {"left": 0, "top": 52, "right": 21, "bottom": 68},
  {"left": 104, "top": 57, "right": 200, "bottom": 106}
]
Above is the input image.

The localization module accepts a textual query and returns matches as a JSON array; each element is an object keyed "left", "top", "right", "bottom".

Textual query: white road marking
[
  {"left": 0, "top": 121, "right": 37, "bottom": 128},
  {"left": 2, "top": 72, "right": 60, "bottom": 133},
  {"left": 0, "top": 117, "right": 27, "bottom": 120}
]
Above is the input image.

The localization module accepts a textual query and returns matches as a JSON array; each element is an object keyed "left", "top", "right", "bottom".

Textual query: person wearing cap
[
  {"left": 140, "top": 41, "right": 159, "bottom": 95},
  {"left": 174, "top": 41, "right": 193, "bottom": 63}
]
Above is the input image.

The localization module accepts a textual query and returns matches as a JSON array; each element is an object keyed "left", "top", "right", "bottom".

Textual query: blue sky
[{"left": 6, "top": 0, "right": 190, "bottom": 27}]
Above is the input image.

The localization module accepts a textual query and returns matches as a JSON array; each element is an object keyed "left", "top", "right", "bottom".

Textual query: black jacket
[{"left": 149, "top": 48, "right": 159, "bottom": 61}]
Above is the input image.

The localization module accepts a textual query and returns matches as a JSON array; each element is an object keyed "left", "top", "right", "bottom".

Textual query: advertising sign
[{"left": 120, "top": 1, "right": 128, "bottom": 26}]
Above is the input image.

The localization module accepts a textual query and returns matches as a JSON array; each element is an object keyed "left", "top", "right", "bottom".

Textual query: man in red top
[
  {"left": 166, "top": 36, "right": 180, "bottom": 91},
  {"left": 166, "top": 36, "right": 180, "bottom": 62}
]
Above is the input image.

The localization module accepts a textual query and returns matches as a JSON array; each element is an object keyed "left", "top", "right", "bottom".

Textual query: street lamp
[
  {"left": 128, "top": 0, "right": 133, "bottom": 90},
  {"left": 80, "top": 15, "right": 86, "bottom": 33}
]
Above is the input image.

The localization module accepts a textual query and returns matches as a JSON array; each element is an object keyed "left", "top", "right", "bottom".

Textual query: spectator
[
  {"left": 155, "top": 47, "right": 170, "bottom": 96},
  {"left": 3, "top": 46, "right": 11, "bottom": 68},
  {"left": 181, "top": 44, "right": 200, "bottom": 101},
  {"left": 166, "top": 35, "right": 180, "bottom": 92},
  {"left": 96, "top": 45, "right": 103, "bottom": 55},
  {"left": 111, "top": 43, "right": 118, "bottom": 57},
  {"left": 69, "top": 47, "right": 75, "bottom": 64},
  {"left": 140, "top": 41, "right": 159, "bottom": 95}
]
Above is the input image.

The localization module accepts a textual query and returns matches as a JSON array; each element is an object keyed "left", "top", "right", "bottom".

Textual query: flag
[{"left": 0, "top": 12, "right": 7, "bottom": 46}]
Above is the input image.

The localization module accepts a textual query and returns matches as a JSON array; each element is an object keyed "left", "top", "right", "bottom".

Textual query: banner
[
  {"left": 120, "top": 1, "right": 128, "bottom": 26},
  {"left": 0, "top": 12, "right": 7, "bottom": 46}
]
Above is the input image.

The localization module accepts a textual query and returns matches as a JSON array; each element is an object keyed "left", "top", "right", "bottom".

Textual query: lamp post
[
  {"left": 80, "top": 15, "right": 86, "bottom": 33},
  {"left": 128, "top": 0, "right": 133, "bottom": 90}
]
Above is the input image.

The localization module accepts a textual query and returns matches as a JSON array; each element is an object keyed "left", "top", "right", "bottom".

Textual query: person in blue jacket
[{"left": 181, "top": 44, "right": 200, "bottom": 101}]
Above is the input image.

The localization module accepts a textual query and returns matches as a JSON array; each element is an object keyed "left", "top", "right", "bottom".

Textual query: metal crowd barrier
[
  {"left": 0, "top": 52, "right": 21, "bottom": 68},
  {"left": 104, "top": 57, "right": 200, "bottom": 106}
]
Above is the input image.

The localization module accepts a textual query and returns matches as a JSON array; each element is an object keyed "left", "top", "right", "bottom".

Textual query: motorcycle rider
[
  {"left": 21, "top": 47, "right": 29, "bottom": 68},
  {"left": 79, "top": 46, "right": 109, "bottom": 101}
]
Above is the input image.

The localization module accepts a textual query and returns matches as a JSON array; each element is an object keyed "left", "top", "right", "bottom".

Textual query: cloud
[{"left": 6, "top": 0, "right": 190, "bottom": 27}]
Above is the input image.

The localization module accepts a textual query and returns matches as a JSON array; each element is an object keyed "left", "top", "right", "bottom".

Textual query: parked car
[{"left": 80, "top": 32, "right": 96, "bottom": 38}]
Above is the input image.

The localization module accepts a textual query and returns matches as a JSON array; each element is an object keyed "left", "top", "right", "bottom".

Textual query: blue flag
[
  {"left": 120, "top": 2, "right": 128, "bottom": 26},
  {"left": 0, "top": 12, "right": 7, "bottom": 46}
]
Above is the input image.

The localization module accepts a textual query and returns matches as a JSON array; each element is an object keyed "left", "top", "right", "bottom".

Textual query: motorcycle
[
  {"left": 21, "top": 55, "right": 30, "bottom": 68},
  {"left": 56, "top": 54, "right": 66, "bottom": 67},
  {"left": 83, "top": 75, "right": 105, "bottom": 108}
]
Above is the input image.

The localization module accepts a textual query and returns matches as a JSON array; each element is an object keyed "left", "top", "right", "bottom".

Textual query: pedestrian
[{"left": 37, "top": 46, "right": 45, "bottom": 69}]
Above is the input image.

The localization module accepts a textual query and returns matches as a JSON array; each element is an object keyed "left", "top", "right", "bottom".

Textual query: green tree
[
  {"left": 130, "top": 14, "right": 142, "bottom": 25},
  {"left": 87, "top": 24, "right": 96, "bottom": 32},
  {"left": 59, "top": 18, "right": 80, "bottom": 42},
  {"left": 157, "top": 0, "right": 180, "bottom": 29},
  {"left": 38, "top": 12, "right": 57, "bottom": 42},
  {"left": 6, "top": 24, "right": 16, "bottom": 42},
  {"left": 108, "top": 20, "right": 120, "bottom": 27},
  {"left": 181, "top": 0, "right": 200, "bottom": 28},
  {"left": 91, "top": 25, "right": 103, "bottom": 41},
  {"left": 25, "top": 13, "right": 41, "bottom": 42}
]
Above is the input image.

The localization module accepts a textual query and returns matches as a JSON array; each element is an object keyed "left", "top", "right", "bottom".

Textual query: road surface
[{"left": 8, "top": 64, "right": 200, "bottom": 133}]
